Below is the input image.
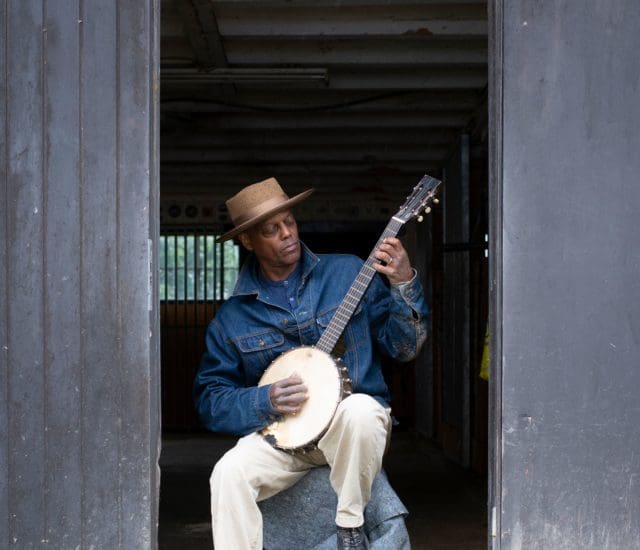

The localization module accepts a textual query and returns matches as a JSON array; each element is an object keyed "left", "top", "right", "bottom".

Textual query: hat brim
[{"left": 216, "top": 188, "right": 314, "bottom": 243}]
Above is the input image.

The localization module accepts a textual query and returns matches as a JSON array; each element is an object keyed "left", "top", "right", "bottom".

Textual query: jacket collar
[{"left": 232, "top": 241, "right": 319, "bottom": 299}]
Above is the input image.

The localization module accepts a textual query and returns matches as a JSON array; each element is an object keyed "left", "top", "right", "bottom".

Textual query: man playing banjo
[{"left": 193, "top": 177, "right": 429, "bottom": 550}]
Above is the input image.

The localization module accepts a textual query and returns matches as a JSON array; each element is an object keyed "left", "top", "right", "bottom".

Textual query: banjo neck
[{"left": 315, "top": 216, "right": 405, "bottom": 355}]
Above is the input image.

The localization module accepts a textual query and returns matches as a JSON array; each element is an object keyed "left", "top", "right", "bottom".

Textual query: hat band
[{"left": 232, "top": 193, "right": 290, "bottom": 227}]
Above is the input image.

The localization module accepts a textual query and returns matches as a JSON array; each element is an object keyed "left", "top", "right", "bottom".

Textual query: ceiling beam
[
  {"left": 160, "top": 162, "right": 443, "bottom": 179},
  {"left": 160, "top": 89, "right": 482, "bottom": 113},
  {"left": 161, "top": 160, "right": 440, "bottom": 171},
  {"left": 159, "top": 110, "right": 472, "bottom": 130},
  {"left": 160, "top": 128, "right": 458, "bottom": 147},
  {"left": 211, "top": 0, "right": 486, "bottom": 6},
  {"left": 213, "top": 5, "right": 487, "bottom": 38},
  {"left": 161, "top": 178, "right": 444, "bottom": 198},
  {"left": 161, "top": 66, "right": 487, "bottom": 90},
  {"left": 161, "top": 172, "right": 443, "bottom": 188},
  {"left": 223, "top": 37, "right": 487, "bottom": 65},
  {"left": 161, "top": 144, "right": 450, "bottom": 163}
]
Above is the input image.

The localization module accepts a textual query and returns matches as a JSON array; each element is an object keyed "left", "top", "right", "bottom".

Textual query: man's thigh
[{"left": 212, "top": 432, "right": 320, "bottom": 501}]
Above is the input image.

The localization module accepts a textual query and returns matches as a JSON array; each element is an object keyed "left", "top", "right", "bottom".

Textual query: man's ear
[{"left": 238, "top": 232, "right": 252, "bottom": 251}]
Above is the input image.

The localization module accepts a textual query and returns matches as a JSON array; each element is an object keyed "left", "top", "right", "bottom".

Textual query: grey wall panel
[
  {"left": 0, "top": 0, "right": 159, "bottom": 547},
  {"left": 117, "top": 1, "right": 160, "bottom": 548},
  {"left": 497, "top": 1, "right": 640, "bottom": 548},
  {"left": 43, "top": 1, "right": 83, "bottom": 545},
  {"left": 6, "top": 2, "right": 47, "bottom": 542},
  {"left": 80, "top": 2, "right": 121, "bottom": 547},
  {"left": 0, "top": 0, "right": 8, "bottom": 539}
]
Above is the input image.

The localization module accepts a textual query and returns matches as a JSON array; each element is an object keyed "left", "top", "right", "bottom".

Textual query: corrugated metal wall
[{"left": 0, "top": 1, "right": 160, "bottom": 547}]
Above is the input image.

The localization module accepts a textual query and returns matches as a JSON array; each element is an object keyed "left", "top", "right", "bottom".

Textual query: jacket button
[{"left": 259, "top": 340, "right": 265, "bottom": 347}]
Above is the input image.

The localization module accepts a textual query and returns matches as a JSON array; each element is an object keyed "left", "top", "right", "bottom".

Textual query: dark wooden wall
[
  {"left": 440, "top": 135, "right": 472, "bottom": 466},
  {"left": 161, "top": 302, "right": 215, "bottom": 431},
  {"left": 409, "top": 216, "right": 435, "bottom": 438},
  {"left": 491, "top": 1, "right": 640, "bottom": 547},
  {"left": 0, "top": 1, "right": 160, "bottom": 547}
]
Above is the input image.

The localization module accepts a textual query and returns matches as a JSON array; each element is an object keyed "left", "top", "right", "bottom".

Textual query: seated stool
[{"left": 259, "top": 466, "right": 410, "bottom": 549}]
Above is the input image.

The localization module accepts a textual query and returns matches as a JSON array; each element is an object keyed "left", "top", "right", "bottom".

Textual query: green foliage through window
[{"left": 159, "top": 233, "right": 239, "bottom": 301}]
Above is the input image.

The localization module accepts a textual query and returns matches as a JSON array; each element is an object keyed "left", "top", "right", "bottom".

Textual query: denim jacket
[{"left": 193, "top": 243, "right": 428, "bottom": 436}]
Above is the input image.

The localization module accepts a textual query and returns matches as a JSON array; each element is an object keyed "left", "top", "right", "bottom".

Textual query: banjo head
[{"left": 258, "top": 346, "right": 345, "bottom": 451}]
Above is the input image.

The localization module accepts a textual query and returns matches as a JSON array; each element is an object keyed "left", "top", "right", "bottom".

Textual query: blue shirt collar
[{"left": 232, "top": 241, "right": 319, "bottom": 299}]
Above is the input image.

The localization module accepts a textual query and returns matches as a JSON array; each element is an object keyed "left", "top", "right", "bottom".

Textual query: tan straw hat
[{"left": 217, "top": 177, "right": 314, "bottom": 242}]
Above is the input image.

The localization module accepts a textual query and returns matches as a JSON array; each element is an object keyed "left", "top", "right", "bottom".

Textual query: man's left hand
[{"left": 372, "top": 237, "right": 414, "bottom": 284}]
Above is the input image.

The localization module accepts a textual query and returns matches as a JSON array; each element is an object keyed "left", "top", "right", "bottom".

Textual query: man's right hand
[{"left": 269, "top": 373, "right": 308, "bottom": 415}]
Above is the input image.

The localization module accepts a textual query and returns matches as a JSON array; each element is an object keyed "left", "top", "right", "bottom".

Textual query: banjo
[{"left": 258, "top": 174, "right": 441, "bottom": 453}]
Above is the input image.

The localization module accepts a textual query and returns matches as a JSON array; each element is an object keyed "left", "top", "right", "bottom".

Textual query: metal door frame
[{"left": 487, "top": 1, "right": 503, "bottom": 547}]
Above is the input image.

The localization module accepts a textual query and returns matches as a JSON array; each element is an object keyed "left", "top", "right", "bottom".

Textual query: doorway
[{"left": 158, "top": 2, "right": 490, "bottom": 547}]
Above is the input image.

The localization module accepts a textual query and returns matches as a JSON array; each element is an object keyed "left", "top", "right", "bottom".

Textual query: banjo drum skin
[{"left": 258, "top": 346, "right": 352, "bottom": 453}]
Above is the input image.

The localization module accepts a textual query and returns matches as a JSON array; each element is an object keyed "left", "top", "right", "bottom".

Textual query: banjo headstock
[{"left": 394, "top": 174, "right": 441, "bottom": 224}]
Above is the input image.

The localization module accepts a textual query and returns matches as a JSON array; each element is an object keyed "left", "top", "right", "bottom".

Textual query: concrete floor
[{"left": 159, "top": 430, "right": 487, "bottom": 549}]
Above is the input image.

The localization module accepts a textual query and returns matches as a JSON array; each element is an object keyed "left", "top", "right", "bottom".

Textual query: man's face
[{"left": 239, "top": 210, "right": 300, "bottom": 279}]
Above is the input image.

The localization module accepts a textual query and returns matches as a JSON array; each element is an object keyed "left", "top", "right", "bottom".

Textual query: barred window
[{"left": 159, "top": 230, "right": 240, "bottom": 301}]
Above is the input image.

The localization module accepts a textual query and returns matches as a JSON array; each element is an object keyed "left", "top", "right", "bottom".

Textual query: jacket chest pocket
[{"left": 233, "top": 330, "right": 286, "bottom": 380}]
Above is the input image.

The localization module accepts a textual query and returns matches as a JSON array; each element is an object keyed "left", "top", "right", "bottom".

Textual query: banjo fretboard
[{"left": 315, "top": 217, "right": 405, "bottom": 355}]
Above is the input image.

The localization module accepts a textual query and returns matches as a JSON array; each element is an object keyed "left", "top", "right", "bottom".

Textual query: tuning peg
[
  {"left": 433, "top": 198, "right": 440, "bottom": 204},
  {"left": 424, "top": 206, "right": 431, "bottom": 214},
  {"left": 417, "top": 215, "right": 424, "bottom": 223}
]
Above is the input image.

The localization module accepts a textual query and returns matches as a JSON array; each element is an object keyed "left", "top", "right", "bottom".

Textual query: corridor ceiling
[{"left": 160, "top": 0, "right": 488, "bottom": 211}]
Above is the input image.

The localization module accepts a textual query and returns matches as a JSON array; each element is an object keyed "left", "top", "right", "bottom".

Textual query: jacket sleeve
[
  {"left": 366, "top": 270, "right": 429, "bottom": 362},
  {"left": 193, "top": 318, "right": 280, "bottom": 435}
]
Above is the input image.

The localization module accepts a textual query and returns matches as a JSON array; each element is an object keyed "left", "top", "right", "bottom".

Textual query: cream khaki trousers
[{"left": 209, "top": 393, "right": 392, "bottom": 550}]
